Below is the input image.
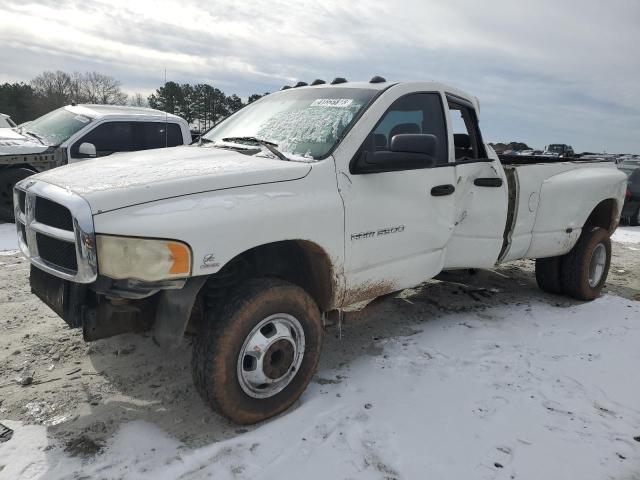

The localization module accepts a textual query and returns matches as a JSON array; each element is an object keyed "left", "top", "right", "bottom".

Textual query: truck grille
[
  {"left": 17, "top": 190, "right": 26, "bottom": 214},
  {"left": 36, "top": 233, "right": 78, "bottom": 272},
  {"left": 13, "top": 181, "right": 97, "bottom": 283},
  {"left": 35, "top": 196, "right": 74, "bottom": 231}
]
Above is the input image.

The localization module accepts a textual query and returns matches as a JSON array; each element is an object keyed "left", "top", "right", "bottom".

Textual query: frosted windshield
[{"left": 202, "top": 88, "right": 377, "bottom": 160}]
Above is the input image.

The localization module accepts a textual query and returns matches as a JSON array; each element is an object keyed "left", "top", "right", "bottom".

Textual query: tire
[
  {"left": 560, "top": 227, "right": 611, "bottom": 300},
  {"left": 0, "top": 168, "right": 36, "bottom": 222},
  {"left": 535, "top": 256, "right": 564, "bottom": 294},
  {"left": 631, "top": 207, "right": 640, "bottom": 227},
  {"left": 192, "top": 278, "right": 323, "bottom": 424}
]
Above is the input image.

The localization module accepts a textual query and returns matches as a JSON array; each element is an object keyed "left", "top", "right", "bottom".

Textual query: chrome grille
[
  {"left": 34, "top": 196, "right": 74, "bottom": 231},
  {"left": 36, "top": 233, "right": 78, "bottom": 271},
  {"left": 17, "top": 190, "right": 26, "bottom": 213},
  {"left": 13, "top": 180, "right": 97, "bottom": 283}
]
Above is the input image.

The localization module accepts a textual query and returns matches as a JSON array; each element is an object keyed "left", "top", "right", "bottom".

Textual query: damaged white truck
[{"left": 14, "top": 79, "right": 626, "bottom": 424}]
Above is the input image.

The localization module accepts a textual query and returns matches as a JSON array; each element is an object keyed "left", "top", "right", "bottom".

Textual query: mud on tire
[
  {"left": 192, "top": 278, "right": 323, "bottom": 424},
  {"left": 560, "top": 227, "right": 611, "bottom": 301}
]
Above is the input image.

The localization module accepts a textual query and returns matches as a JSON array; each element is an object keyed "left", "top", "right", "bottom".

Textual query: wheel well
[
  {"left": 203, "top": 240, "right": 335, "bottom": 312},
  {"left": 584, "top": 198, "right": 618, "bottom": 233}
]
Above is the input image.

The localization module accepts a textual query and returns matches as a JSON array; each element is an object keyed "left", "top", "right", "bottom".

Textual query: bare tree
[
  {"left": 129, "top": 92, "right": 148, "bottom": 107},
  {"left": 80, "top": 72, "right": 128, "bottom": 105},
  {"left": 31, "top": 70, "right": 129, "bottom": 107},
  {"left": 30, "top": 70, "right": 72, "bottom": 109}
]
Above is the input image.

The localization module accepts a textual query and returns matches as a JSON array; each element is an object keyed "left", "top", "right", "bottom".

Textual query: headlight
[{"left": 96, "top": 235, "right": 191, "bottom": 282}]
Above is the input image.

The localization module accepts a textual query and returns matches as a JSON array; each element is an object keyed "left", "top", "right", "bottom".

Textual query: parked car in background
[
  {"left": 543, "top": 144, "right": 575, "bottom": 158},
  {"left": 619, "top": 157, "right": 640, "bottom": 225},
  {"left": 0, "top": 113, "right": 17, "bottom": 129},
  {"left": 0, "top": 104, "right": 191, "bottom": 221}
]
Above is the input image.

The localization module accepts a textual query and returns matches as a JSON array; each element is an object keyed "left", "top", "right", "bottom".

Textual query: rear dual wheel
[
  {"left": 535, "top": 227, "right": 611, "bottom": 301},
  {"left": 192, "top": 278, "right": 323, "bottom": 424}
]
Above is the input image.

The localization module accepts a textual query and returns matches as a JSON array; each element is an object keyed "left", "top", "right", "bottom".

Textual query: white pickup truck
[
  {"left": 15, "top": 78, "right": 626, "bottom": 424},
  {"left": 1, "top": 104, "right": 191, "bottom": 221}
]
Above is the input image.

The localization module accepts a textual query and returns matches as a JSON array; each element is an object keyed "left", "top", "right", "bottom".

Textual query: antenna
[{"left": 164, "top": 68, "right": 168, "bottom": 148}]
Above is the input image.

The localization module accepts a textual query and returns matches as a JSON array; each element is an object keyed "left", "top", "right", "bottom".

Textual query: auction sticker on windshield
[
  {"left": 74, "top": 115, "right": 90, "bottom": 123},
  {"left": 310, "top": 99, "right": 354, "bottom": 108}
]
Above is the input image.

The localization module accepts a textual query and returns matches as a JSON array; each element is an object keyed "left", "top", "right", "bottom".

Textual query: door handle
[
  {"left": 474, "top": 177, "right": 503, "bottom": 187},
  {"left": 431, "top": 184, "right": 455, "bottom": 196}
]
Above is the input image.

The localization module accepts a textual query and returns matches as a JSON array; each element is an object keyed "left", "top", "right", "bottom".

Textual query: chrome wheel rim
[
  {"left": 237, "top": 313, "right": 305, "bottom": 399},
  {"left": 588, "top": 243, "right": 606, "bottom": 288}
]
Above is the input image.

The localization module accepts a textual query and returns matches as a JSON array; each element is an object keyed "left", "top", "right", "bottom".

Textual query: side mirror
[
  {"left": 353, "top": 134, "right": 438, "bottom": 174},
  {"left": 390, "top": 134, "right": 437, "bottom": 156},
  {"left": 78, "top": 142, "right": 97, "bottom": 158}
]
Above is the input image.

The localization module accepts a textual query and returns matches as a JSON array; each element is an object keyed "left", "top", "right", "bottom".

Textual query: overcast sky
[{"left": 1, "top": 0, "right": 639, "bottom": 152}]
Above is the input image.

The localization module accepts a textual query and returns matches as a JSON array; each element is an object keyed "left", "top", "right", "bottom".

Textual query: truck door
[
  {"left": 337, "top": 92, "right": 457, "bottom": 305},
  {"left": 442, "top": 96, "right": 508, "bottom": 268}
]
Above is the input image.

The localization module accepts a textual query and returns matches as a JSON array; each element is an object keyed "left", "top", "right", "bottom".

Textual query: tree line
[
  {"left": 0, "top": 70, "right": 268, "bottom": 130},
  {"left": 148, "top": 82, "right": 268, "bottom": 131}
]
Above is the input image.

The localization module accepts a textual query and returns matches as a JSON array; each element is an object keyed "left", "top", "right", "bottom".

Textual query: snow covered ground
[
  {"left": 2, "top": 296, "right": 640, "bottom": 479},
  {"left": 0, "top": 224, "right": 639, "bottom": 479},
  {"left": 0, "top": 223, "right": 18, "bottom": 253},
  {"left": 612, "top": 226, "right": 640, "bottom": 245}
]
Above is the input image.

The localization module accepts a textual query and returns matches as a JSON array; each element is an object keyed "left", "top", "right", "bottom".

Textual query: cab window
[
  {"left": 353, "top": 92, "right": 448, "bottom": 173},
  {"left": 141, "top": 122, "right": 183, "bottom": 149},
  {"left": 446, "top": 97, "right": 486, "bottom": 160},
  {"left": 71, "top": 121, "right": 183, "bottom": 157}
]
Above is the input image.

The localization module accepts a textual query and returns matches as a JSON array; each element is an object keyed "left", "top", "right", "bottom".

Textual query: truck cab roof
[
  {"left": 64, "top": 104, "right": 186, "bottom": 123},
  {"left": 280, "top": 80, "right": 481, "bottom": 112}
]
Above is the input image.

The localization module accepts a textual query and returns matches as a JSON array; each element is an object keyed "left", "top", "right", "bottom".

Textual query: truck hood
[
  {"left": 33, "top": 145, "right": 312, "bottom": 213},
  {"left": 0, "top": 128, "right": 49, "bottom": 155}
]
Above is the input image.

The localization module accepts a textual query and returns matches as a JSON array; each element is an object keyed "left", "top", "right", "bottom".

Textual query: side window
[
  {"left": 359, "top": 93, "right": 448, "bottom": 168},
  {"left": 71, "top": 122, "right": 135, "bottom": 157},
  {"left": 447, "top": 100, "right": 486, "bottom": 160},
  {"left": 140, "top": 122, "right": 183, "bottom": 149}
]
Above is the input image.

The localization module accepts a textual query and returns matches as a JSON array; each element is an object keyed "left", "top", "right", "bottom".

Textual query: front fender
[{"left": 91, "top": 162, "right": 345, "bottom": 297}]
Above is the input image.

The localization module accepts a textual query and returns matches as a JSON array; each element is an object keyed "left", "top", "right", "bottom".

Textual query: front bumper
[
  {"left": 30, "top": 265, "right": 154, "bottom": 340},
  {"left": 30, "top": 265, "right": 204, "bottom": 347}
]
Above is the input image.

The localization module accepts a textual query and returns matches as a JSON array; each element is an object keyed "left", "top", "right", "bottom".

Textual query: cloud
[{"left": 0, "top": 0, "right": 638, "bottom": 152}]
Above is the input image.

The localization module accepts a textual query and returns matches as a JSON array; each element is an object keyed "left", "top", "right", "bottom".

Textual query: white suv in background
[{"left": 0, "top": 104, "right": 191, "bottom": 220}]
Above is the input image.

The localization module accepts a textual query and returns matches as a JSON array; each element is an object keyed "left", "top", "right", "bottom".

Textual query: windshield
[
  {"left": 201, "top": 87, "right": 378, "bottom": 160},
  {"left": 25, "top": 107, "right": 93, "bottom": 146},
  {"left": 547, "top": 144, "right": 564, "bottom": 153}
]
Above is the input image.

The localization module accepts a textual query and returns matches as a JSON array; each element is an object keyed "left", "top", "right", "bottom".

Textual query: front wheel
[
  {"left": 560, "top": 227, "right": 611, "bottom": 300},
  {"left": 192, "top": 278, "right": 323, "bottom": 424}
]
